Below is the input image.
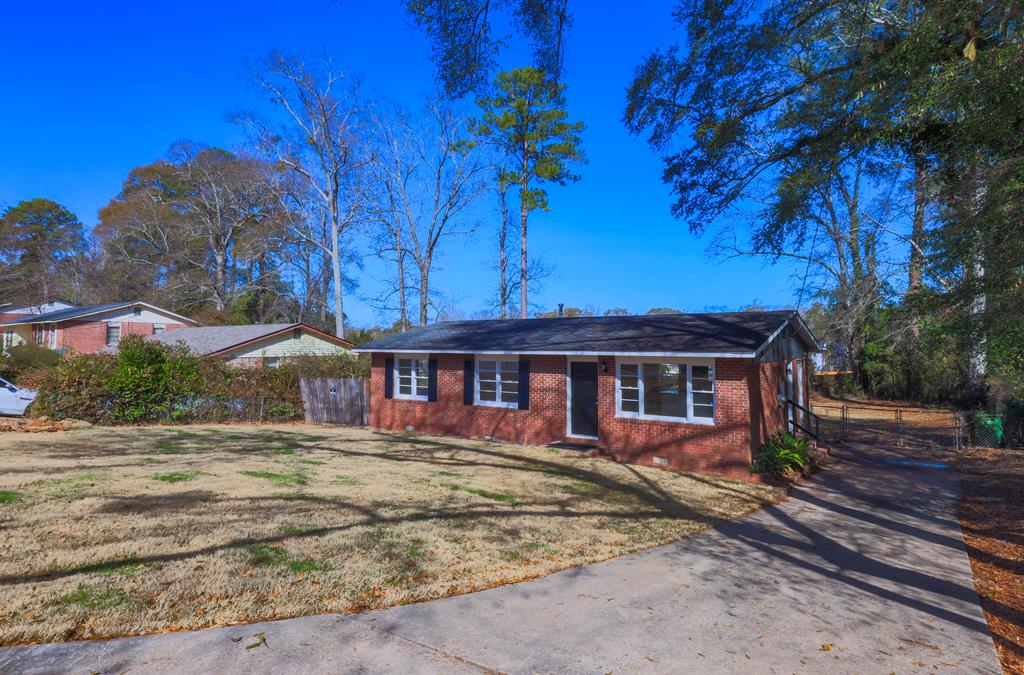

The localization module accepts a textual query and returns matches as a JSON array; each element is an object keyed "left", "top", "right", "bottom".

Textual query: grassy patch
[
  {"left": 241, "top": 470, "right": 307, "bottom": 487},
  {"left": 334, "top": 474, "right": 362, "bottom": 486},
  {"left": 0, "top": 490, "right": 23, "bottom": 504},
  {"left": 273, "top": 448, "right": 295, "bottom": 456},
  {"left": 154, "top": 440, "right": 184, "bottom": 454},
  {"left": 279, "top": 524, "right": 319, "bottom": 536},
  {"left": 277, "top": 492, "right": 329, "bottom": 502},
  {"left": 152, "top": 470, "right": 200, "bottom": 484},
  {"left": 436, "top": 470, "right": 463, "bottom": 478},
  {"left": 43, "top": 474, "right": 105, "bottom": 497},
  {"left": 298, "top": 459, "right": 325, "bottom": 466},
  {"left": 92, "top": 555, "right": 147, "bottom": 577},
  {"left": 244, "top": 544, "right": 325, "bottom": 574},
  {"left": 49, "top": 585, "right": 142, "bottom": 610},
  {"left": 440, "top": 482, "right": 520, "bottom": 506}
]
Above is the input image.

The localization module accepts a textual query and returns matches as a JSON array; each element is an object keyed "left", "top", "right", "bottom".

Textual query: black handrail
[{"left": 786, "top": 399, "right": 820, "bottom": 440}]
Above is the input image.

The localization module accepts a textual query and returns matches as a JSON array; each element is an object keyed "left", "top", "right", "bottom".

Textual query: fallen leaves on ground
[{"left": 957, "top": 446, "right": 1024, "bottom": 674}]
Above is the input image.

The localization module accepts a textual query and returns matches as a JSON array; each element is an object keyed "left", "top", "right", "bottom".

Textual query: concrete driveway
[{"left": 1, "top": 441, "right": 1000, "bottom": 674}]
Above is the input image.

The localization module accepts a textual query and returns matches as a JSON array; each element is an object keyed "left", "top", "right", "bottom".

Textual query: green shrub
[
  {"left": 752, "top": 432, "right": 811, "bottom": 478},
  {"left": 30, "top": 336, "right": 330, "bottom": 424}
]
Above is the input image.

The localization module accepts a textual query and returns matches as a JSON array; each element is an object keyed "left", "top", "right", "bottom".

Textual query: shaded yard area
[
  {"left": 958, "top": 445, "right": 1024, "bottom": 673},
  {"left": 0, "top": 425, "right": 782, "bottom": 645}
]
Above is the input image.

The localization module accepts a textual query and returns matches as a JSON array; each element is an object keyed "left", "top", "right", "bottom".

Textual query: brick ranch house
[
  {"left": 0, "top": 301, "right": 196, "bottom": 355},
  {"left": 355, "top": 310, "right": 819, "bottom": 481}
]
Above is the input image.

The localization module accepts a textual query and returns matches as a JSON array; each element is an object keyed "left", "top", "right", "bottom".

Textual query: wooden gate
[{"left": 299, "top": 378, "right": 369, "bottom": 425}]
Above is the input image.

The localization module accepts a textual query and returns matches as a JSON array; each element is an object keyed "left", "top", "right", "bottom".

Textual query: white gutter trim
[
  {"left": 353, "top": 348, "right": 757, "bottom": 358},
  {"left": 0, "top": 302, "right": 198, "bottom": 327}
]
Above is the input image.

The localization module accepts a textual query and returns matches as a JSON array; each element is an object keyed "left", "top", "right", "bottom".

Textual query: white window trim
[
  {"left": 394, "top": 354, "right": 430, "bottom": 401},
  {"left": 614, "top": 356, "right": 715, "bottom": 426},
  {"left": 474, "top": 356, "right": 520, "bottom": 409},
  {"left": 2, "top": 329, "right": 15, "bottom": 355}
]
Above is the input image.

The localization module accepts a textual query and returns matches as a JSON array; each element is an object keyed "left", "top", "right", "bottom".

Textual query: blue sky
[{"left": 0, "top": 0, "right": 803, "bottom": 327}]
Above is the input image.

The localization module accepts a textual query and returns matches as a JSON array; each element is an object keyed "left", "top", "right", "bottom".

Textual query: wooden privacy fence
[{"left": 299, "top": 378, "right": 369, "bottom": 426}]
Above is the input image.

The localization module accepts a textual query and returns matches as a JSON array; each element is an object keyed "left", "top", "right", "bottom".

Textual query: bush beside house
[{"left": 32, "top": 336, "right": 369, "bottom": 425}]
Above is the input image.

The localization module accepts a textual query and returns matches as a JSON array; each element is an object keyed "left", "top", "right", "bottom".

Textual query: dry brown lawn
[{"left": 0, "top": 424, "right": 782, "bottom": 645}]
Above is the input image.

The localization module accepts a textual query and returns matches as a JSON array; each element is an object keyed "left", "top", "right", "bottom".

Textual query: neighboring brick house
[
  {"left": 355, "top": 311, "right": 818, "bottom": 481},
  {"left": 0, "top": 302, "right": 196, "bottom": 355}
]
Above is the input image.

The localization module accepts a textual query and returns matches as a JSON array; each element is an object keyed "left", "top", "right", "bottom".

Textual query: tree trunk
[
  {"left": 498, "top": 187, "right": 509, "bottom": 319},
  {"left": 966, "top": 229, "right": 987, "bottom": 402},
  {"left": 418, "top": 263, "right": 430, "bottom": 326},
  {"left": 397, "top": 249, "right": 408, "bottom": 331},
  {"left": 908, "top": 149, "right": 926, "bottom": 291},
  {"left": 213, "top": 249, "right": 227, "bottom": 311},
  {"left": 330, "top": 209, "right": 345, "bottom": 339},
  {"left": 519, "top": 183, "right": 528, "bottom": 320}
]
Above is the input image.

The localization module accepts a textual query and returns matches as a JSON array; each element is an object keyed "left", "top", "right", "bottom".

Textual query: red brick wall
[
  {"left": 121, "top": 322, "right": 154, "bottom": 337},
  {"left": 369, "top": 353, "right": 761, "bottom": 481},
  {"left": 370, "top": 354, "right": 568, "bottom": 446},
  {"left": 57, "top": 321, "right": 189, "bottom": 353},
  {"left": 58, "top": 320, "right": 108, "bottom": 354}
]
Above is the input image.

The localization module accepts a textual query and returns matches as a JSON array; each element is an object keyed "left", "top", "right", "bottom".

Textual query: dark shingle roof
[
  {"left": 0, "top": 303, "right": 132, "bottom": 325},
  {"left": 355, "top": 310, "right": 815, "bottom": 356}
]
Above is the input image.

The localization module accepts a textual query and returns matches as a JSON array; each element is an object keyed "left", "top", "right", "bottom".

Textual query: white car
[{"left": 0, "top": 377, "right": 36, "bottom": 416}]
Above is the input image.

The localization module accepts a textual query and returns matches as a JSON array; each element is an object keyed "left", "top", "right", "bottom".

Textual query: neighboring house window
[
  {"left": 264, "top": 357, "right": 280, "bottom": 368},
  {"left": 395, "top": 357, "right": 429, "bottom": 400},
  {"left": 615, "top": 360, "right": 714, "bottom": 423},
  {"left": 2, "top": 329, "right": 14, "bottom": 355},
  {"left": 106, "top": 323, "right": 121, "bottom": 346},
  {"left": 153, "top": 324, "right": 166, "bottom": 335},
  {"left": 475, "top": 358, "right": 519, "bottom": 408},
  {"left": 33, "top": 324, "right": 55, "bottom": 348}
]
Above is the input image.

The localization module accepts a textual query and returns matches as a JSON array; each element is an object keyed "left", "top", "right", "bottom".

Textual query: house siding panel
[{"left": 369, "top": 353, "right": 766, "bottom": 481}]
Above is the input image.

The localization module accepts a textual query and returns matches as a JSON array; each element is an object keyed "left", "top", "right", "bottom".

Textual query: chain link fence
[
  {"left": 813, "top": 402, "right": 1023, "bottom": 450},
  {"left": 813, "top": 403, "right": 958, "bottom": 449}
]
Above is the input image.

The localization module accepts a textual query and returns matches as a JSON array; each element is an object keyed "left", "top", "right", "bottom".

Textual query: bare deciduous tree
[
  {"left": 373, "top": 99, "right": 488, "bottom": 326},
  {"left": 240, "top": 52, "right": 369, "bottom": 339}
]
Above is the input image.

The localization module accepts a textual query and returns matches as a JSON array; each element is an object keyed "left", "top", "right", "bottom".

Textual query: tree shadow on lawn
[
  {"left": 1, "top": 428, "right": 777, "bottom": 587},
  {"left": 0, "top": 490, "right": 730, "bottom": 585},
  {"left": 32, "top": 428, "right": 334, "bottom": 460}
]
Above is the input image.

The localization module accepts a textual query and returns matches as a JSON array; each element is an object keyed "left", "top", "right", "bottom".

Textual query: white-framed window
[
  {"left": 615, "top": 359, "right": 715, "bottom": 424},
  {"left": 395, "top": 355, "right": 429, "bottom": 400},
  {"left": 105, "top": 322, "right": 121, "bottom": 347},
  {"left": 264, "top": 357, "right": 280, "bottom": 368},
  {"left": 475, "top": 357, "right": 519, "bottom": 408},
  {"left": 153, "top": 324, "right": 166, "bottom": 335},
  {"left": 33, "top": 324, "right": 56, "bottom": 349}
]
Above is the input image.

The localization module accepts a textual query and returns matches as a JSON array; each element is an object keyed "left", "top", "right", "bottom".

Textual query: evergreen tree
[{"left": 472, "top": 67, "right": 585, "bottom": 318}]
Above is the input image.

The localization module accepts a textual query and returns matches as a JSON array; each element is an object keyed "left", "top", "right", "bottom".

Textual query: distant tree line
[{"left": 0, "top": 53, "right": 584, "bottom": 341}]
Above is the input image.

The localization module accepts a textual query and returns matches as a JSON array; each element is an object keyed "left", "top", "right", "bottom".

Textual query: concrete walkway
[{"left": 1, "top": 442, "right": 1000, "bottom": 674}]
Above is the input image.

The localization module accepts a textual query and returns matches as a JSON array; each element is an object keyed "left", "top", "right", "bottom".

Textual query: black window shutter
[
  {"left": 463, "top": 359, "right": 474, "bottom": 405},
  {"left": 427, "top": 358, "right": 438, "bottom": 402},
  {"left": 384, "top": 357, "right": 394, "bottom": 399},
  {"left": 518, "top": 359, "right": 530, "bottom": 410}
]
